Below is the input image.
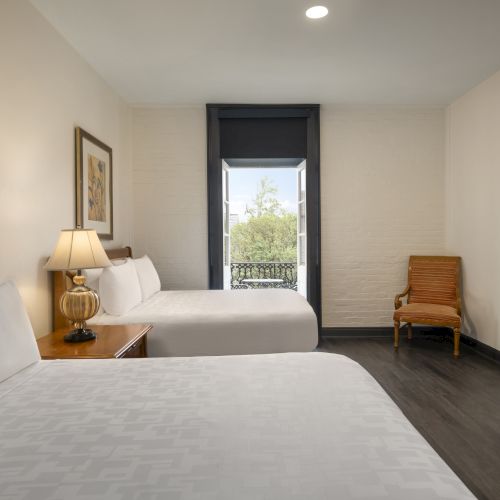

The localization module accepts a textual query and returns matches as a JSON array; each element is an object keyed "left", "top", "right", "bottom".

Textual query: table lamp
[{"left": 45, "top": 229, "right": 112, "bottom": 343}]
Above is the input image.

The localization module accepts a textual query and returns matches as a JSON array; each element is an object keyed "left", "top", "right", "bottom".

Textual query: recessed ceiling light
[{"left": 306, "top": 5, "right": 329, "bottom": 19}]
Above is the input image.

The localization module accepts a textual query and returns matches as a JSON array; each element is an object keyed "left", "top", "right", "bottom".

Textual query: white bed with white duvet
[
  {"left": 80, "top": 253, "right": 318, "bottom": 357},
  {"left": 90, "top": 288, "right": 318, "bottom": 357},
  {"left": 1, "top": 281, "right": 474, "bottom": 499}
]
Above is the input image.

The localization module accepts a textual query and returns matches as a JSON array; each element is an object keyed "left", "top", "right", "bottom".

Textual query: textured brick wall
[
  {"left": 321, "top": 107, "right": 446, "bottom": 327},
  {"left": 132, "top": 107, "right": 208, "bottom": 290},
  {"left": 132, "top": 106, "right": 446, "bottom": 328}
]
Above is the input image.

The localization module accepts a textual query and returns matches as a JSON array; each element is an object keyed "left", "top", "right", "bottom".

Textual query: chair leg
[
  {"left": 453, "top": 328, "right": 460, "bottom": 358},
  {"left": 394, "top": 321, "right": 400, "bottom": 350},
  {"left": 407, "top": 323, "right": 413, "bottom": 340}
]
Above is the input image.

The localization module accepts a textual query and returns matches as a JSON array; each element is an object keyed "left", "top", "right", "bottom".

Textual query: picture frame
[{"left": 75, "top": 127, "right": 113, "bottom": 239}]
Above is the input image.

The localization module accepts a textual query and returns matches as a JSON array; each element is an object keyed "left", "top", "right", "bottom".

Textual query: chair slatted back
[{"left": 408, "top": 256, "right": 461, "bottom": 309}]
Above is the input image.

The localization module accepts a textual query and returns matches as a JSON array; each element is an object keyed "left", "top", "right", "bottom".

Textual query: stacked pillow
[
  {"left": 134, "top": 255, "right": 162, "bottom": 301},
  {"left": 84, "top": 255, "right": 161, "bottom": 316},
  {"left": 0, "top": 281, "right": 41, "bottom": 383}
]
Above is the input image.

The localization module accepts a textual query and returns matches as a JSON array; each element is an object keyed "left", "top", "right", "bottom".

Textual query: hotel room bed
[
  {"left": 0, "top": 353, "right": 473, "bottom": 500},
  {"left": 89, "top": 288, "right": 318, "bottom": 357},
  {"left": 0, "top": 280, "right": 473, "bottom": 499},
  {"left": 52, "top": 248, "right": 318, "bottom": 357}
]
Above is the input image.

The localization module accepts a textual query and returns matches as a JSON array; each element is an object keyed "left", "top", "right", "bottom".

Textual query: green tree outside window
[{"left": 231, "top": 177, "right": 297, "bottom": 262}]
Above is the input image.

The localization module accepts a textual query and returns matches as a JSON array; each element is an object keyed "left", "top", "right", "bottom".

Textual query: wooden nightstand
[{"left": 36, "top": 324, "right": 152, "bottom": 360}]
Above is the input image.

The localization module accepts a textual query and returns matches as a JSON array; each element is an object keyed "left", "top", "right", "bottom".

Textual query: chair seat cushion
[{"left": 394, "top": 303, "right": 461, "bottom": 327}]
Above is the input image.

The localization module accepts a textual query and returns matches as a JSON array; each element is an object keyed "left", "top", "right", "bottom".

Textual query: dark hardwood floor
[{"left": 317, "top": 333, "right": 500, "bottom": 500}]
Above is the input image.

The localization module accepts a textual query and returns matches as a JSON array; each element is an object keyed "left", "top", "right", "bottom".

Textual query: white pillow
[
  {"left": 0, "top": 281, "right": 41, "bottom": 382},
  {"left": 134, "top": 255, "right": 161, "bottom": 301},
  {"left": 82, "top": 268, "right": 103, "bottom": 292},
  {"left": 82, "top": 259, "right": 126, "bottom": 292},
  {"left": 99, "top": 259, "right": 142, "bottom": 316},
  {"left": 112, "top": 258, "right": 128, "bottom": 266}
]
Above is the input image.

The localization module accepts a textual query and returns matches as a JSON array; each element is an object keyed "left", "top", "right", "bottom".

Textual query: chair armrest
[{"left": 394, "top": 285, "right": 410, "bottom": 310}]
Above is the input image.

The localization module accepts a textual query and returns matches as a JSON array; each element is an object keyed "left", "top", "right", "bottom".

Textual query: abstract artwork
[
  {"left": 75, "top": 127, "right": 113, "bottom": 239},
  {"left": 87, "top": 154, "right": 106, "bottom": 222}
]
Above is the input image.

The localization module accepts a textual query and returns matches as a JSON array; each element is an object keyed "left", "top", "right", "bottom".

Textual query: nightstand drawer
[{"left": 120, "top": 338, "right": 146, "bottom": 358}]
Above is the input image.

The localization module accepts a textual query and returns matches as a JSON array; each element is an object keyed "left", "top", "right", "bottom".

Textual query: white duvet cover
[
  {"left": 90, "top": 289, "right": 318, "bottom": 357},
  {"left": 0, "top": 353, "right": 473, "bottom": 500}
]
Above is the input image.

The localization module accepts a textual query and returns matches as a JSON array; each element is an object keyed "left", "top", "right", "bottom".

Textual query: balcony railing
[{"left": 230, "top": 262, "right": 297, "bottom": 290}]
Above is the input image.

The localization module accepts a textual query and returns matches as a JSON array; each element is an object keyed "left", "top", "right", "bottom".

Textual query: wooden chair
[{"left": 393, "top": 256, "right": 462, "bottom": 358}]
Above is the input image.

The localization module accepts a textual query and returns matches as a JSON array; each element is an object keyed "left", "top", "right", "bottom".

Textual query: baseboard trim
[
  {"left": 321, "top": 326, "right": 500, "bottom": 363},
  {"left": 459, "top": 333, "right": 500, "bottom": 363},
  {"left": 321, "top": 325, "right": 438, "bottom": 338},
  {"left": 321, "top": 327, "right": 393, "bottom": 338}
]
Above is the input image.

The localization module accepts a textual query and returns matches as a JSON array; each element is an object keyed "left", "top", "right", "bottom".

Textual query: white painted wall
[
  {"left": 132, "top": 107, "right": 208, "bottom": 289},
  {"left": 446, "top": 69, "right": 500, "bottom": 350},
  {"left": 0, "top": 0, "right": 132, "bottom": 337},
  {"left": 131, "top": 105, "right": 446, "bottom": 328},
  {"left": 321, "top": 107, "right": 446, "bottom": 327}
]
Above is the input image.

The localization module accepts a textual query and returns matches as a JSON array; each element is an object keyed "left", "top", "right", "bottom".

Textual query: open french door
[
  {"left": 297, "top": 160, "right": 307, "bottom": 298},
  {"left": 207, "top": 104, "right": 321, "bottom": 328},
  {"left": 222, "top": 161, "right": 231, "bottom": 289}
]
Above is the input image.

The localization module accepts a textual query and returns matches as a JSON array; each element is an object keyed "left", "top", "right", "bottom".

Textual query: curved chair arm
[
  {"left": 394, "top": 285, "right": 410, "bottom": 310},
  {"left": 456, "top": 294, "right": 462, "bottom": 317}
]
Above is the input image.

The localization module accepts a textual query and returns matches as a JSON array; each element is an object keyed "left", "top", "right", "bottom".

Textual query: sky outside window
[{"left": 229, "top": 168, "right": 297, "bottom": 224}]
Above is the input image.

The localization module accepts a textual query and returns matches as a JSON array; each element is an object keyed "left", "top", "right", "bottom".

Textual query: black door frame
[{"left": 206, "top": 104, "right": 321, "bottom": 327}]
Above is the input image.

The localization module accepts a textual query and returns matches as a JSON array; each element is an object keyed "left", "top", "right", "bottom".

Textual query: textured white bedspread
[
  {"left": 90, "top": 289, "right": 318, "bottom": 357},
  {"left": 0, "top": 353, "right": 473, "bottom": 500}
]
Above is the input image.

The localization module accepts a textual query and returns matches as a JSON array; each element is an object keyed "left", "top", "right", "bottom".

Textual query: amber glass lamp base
[{"left": 60, "top": 274, "right": 100, "bottom": 343}]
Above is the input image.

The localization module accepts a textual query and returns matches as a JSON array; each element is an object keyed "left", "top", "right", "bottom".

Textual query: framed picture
[{"left": 75, "top": 127, "right": 113, "bottom": 239}]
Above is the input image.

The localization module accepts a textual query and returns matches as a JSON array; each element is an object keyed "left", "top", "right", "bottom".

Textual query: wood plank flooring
[{"left": 317, "top": 333, "right": 500, "bottom": 500}]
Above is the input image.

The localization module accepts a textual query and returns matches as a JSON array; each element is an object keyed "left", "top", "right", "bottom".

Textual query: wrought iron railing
[{"left": 230, "top": 262, "right": 297, "bottom": 290}]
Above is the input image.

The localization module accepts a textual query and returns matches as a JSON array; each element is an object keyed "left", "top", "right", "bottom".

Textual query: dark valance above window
[{"left": 219, "top": 117, "right": 307, "bottom": 158}]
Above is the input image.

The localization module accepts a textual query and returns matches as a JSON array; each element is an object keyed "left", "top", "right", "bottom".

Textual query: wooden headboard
[{"left": 51, "top": 246, "right": 133, "bottom": 330}]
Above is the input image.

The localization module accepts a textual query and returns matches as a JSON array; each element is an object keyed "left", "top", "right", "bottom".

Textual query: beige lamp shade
[{"left": 45, "top": 229, "right": 112, "bottom": 271}]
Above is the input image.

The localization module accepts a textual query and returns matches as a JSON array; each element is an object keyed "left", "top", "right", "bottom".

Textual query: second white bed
[{"left": 90, "top": 288, "right": 318, "bottom": 357}]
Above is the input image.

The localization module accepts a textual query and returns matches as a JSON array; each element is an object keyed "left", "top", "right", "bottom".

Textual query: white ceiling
[{"left": 31, "top": 0, "right": 500, "bottom": 106}]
